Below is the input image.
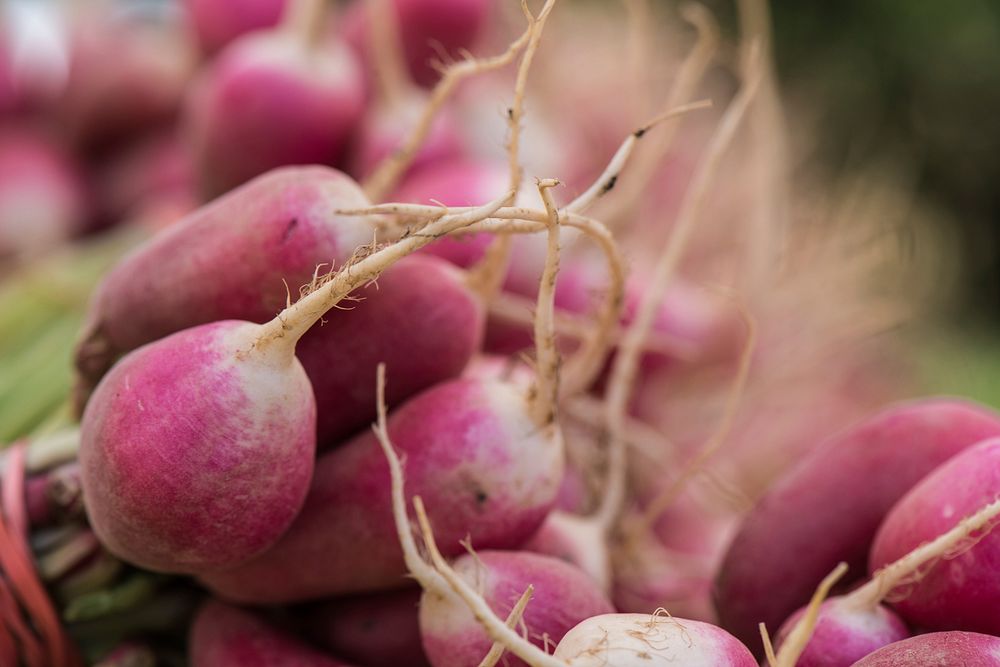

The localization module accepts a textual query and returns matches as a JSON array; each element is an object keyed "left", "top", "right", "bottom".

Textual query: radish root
[
  {"left": 477, "top": 585, "right": 535, "bottom": 667},
  {"left": 372, "top": 364, "right": 564, "bottom": 667},
  {"left": 465, "top": 0, "right": 559, "bottom": 301},
  {"left": 773, "top": 562, "right": 849, "bottom": 667},
  {"left": 362, "top": 2, "right": 545, "bottom": 201},
  {"left": 256, "top": 190, "right": 515, "bottom": 350}
]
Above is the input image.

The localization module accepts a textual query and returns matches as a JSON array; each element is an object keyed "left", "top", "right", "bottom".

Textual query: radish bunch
[{"left": 0, "top": 0, "right": 975, "bottom": 665}]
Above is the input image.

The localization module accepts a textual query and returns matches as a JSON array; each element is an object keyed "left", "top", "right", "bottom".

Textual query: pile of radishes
[{"left": 1, "top": 0, "right": 995, "bottom": 665}]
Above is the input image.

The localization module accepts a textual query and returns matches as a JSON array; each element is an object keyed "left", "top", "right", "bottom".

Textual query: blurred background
[{"left": 712, "top": 0, "right": 1000, "bottom": 403}]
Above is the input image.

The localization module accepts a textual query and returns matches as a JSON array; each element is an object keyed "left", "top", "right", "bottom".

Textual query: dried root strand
[
  {"left": 773, "top": 562, "right": 849, "bottom": 667},
  {"left": 636, "top": 298, "right": 756, "bottom": 530},
  {"left": 604, "top": 52, "right": 763, "bottom": 536},
  {"left": 372, "top": 375, "right": 563, "bottom": 666},
  {"left": 477, "top": 585, "right": 535, "bottom": 667},
  {"left": 759, "top": 623, "right": 778, "bottom": 667},
  {"left": 260, "top": 190, "right": 515, "bottom": 348},
  {"left": 598, "top": 2, "right": 720, "bottom": 225},
  {"left": 565, "top": 99, "right": 712, "bottom": 215},
  {"left": 465, "top": 0, "right": 559, "bottom": 301},
  {"left": 413, "top": 497, "right": 565, "bottom": 667},
  {"left": 371, "top": 364, "right": 447, "bottom": 592},
  {"left": 530, "top": 179, "right": 563, "bottom": 427}
]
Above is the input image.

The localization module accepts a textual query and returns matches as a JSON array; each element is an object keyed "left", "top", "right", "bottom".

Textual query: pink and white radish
[
  {"left": 869, "top": 437, "right": 1000, "bottom": 635},
  {"left": 190, "top": 599, "right": 354, "bottom": 666},
  {"left": 419, "top": 550, "right": 615, "bottom": 667},
  {"left": 182, "top": 0, "right": 288, "bottom": 55},
  {"left": 849, "top": 632, "right": 1000, "bottom": 667},
  {"left": 714, "top": 398, "right": 1000, "bottom": 649},
  {"left": 771, "top": 488, "right": 1000, "bottom": 666},
  {"left": 301, "top": 589, "right": 431, "bottom": 667},
  {"left": 341, "top": 0, "right": 492, "bottom": 88},
  {"left": 184, "top": 0, "right": 364, "bottom": 197},
  {"left": 300, "top": 253, "right": 485, "bottom": 445},
  {"left": 58, "top": 9, "right": 195, "bottom": 154},
  {"left": 374, "top": 372, "right": 757, "bottom": 667},
  {"left": 199, "top": 179, "right": 563, "bottom": 601},
  {"left": 79, "top": 189, "right": 512, "bottom": 574},
  {"left": 0, "top": 127, "right": 90, "bottom": 257},
  {"left": 74, "top": 166, "right": 374, "bottom": 407}
]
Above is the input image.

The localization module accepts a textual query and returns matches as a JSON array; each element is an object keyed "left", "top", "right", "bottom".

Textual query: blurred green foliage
[{"left": 768, "top": 0, "right": 1000, "bottom": 317}]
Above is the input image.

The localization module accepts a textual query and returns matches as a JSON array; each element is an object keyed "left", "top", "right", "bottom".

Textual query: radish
[
  {"left": 771, "top": 491, "right": 1000, "bottom": 666},
  {"left": 182, "top": 0, "right": 288, "bottom": 55},
  {"left": 299, "top": 253, "right": 485, "bottom": 445},
  {"left": 714, "top": 398, "right": 1000, "bottom": 649},
  {"left": 552, "top": 614, "right": 756, "bottom": 666},
  {"left": 373, "top": 387, "right": 757, "bottom": 667},
  {"left": 849, "top": 632, "right": 1000, "bottom": 666},
  {"left": 78, "top": 190, "right": 513, "bottom": 574},
  {"left": 391, "top": 158, "right": 507, "bottom": 267},
  {"left": 341, "top": 0, "right": 492, "bottom": 88},
  {"left": 199, "top": 180, "right": 564, "bottom": 600},
  {"left": 346, "top": 0, "right": 467, "bottom": 193},
  {"left": 869, "top": 437, "right": 1000, "bottom": 635},
  {"left": 419, "top": 550, "right": 615, "bottom": 667},
  {"left": 301, "top": 589, "right": 431, "bottom": 667},
  {"left": 190, "top": 599, "right": 354, "bottom": 666},
  {"left": 73, "top": 166, "right": 374, "bottom": 408},
  {"left": 59, "top": 9, "right": 195, "bottom": 154},
  {"left": 184, "top": 0, "right": 364, "bottom": 197},
  {"left": 0, "top": 127, "right": 90, "bottom": 257}
]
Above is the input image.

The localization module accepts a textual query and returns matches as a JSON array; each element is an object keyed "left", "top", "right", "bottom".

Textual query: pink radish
[
  {"left": 182, "top": 0, "right": 288, "bottom": 55},
  {"left": 184, "top": 0, "right": 364, "bottom": 197},
  {"left": 79, "top": 189, "right": 512, "bottom": 574},
  {"left": 200, "top": 179, "right": 564, "bottom": 602},
  {"left": 419, "top": 550, "right": 615, "bottom": 667},
  {"left": 59, "top": 10, "right": 195, "bottom": 154},
  {"left": 301, "top": 589, "right": 431, "bottom": 667},
  {"left": 0, "top": 127, "right": 90, "bottom": 256},
  {"left": 345, "top": 0, "right": 466, "bottom": 192},
  {"left": 850, "top": 632, "right": 1000, "bottom": 666},
  {"left": 190, "top": 599, "right": 354, "bottom": 666},
  {"left": 714, "top": 398, "right": 1000, "bottom": 649},
  {"left": 299, "top": 253, "right": 485, "bottom": 445},
  {"left": 341, "top": 0, "right": 492, "bottom": 88},
  {"left": 375, "top": 410, "right": 757, "bottom": 667},
  {"left": 74, "top": 166, "right": 374, "bottom": 407},
  {"left": 391, "top": 158, "right": 506, "bottom": 267},
  {"left": 869, "top": 437, "right": 1000, "bottom": 635}
]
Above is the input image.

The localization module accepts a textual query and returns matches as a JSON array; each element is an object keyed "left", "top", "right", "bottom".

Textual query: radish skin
[
  {"left": 301, "top": 589, "right": 430, "bottom": 667},
  {"left": 80, "top": 321, "right": 316, "bottom": 573},
  {"left": 419, "top": 550, "right": 615, "bottom": 667},
  {"left": 850, "top": 632, "right": 1000, "bottom": 667},
  {"left": 714, "top": 398, "right": 1000, "bottom": 649},
  {"left": 185, "top": 0, "right": 364, "bottom": 197},
  {"left": 298, "top": 253, "right": 484, "bottom": 445},
  {"left": 200, "top": 377, "right": 563, "bottom": 601},
  {"left": 190, "top": 600, "right": 354, "bottom": 666},
  {"left": 183, "top": 0, "right": 288, "bottom": 55},
  {"left": 80, "top": 188, "right": 513, "bottom": 574},
  {"left": 552, "top": 614, "right": 756, "bottom": 666},
  {"left": 74, "top": 166, "right": 374, "bottom": 408},
  {"left": 869, "top": 437, "right": 1000, "bottom": 635}
]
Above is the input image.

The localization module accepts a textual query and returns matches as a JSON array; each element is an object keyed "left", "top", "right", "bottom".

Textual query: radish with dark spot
[{"left": 79, "top": 191, "right": 512, "bottom": 574}]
